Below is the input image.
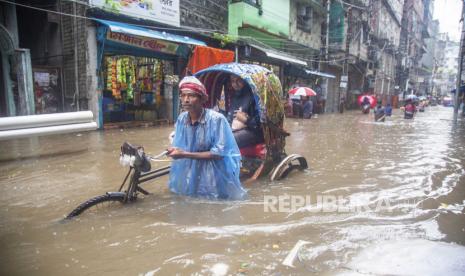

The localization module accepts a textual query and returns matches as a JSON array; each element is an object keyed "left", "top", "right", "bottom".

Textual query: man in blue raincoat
[{"left": 167, "top": 76, "right": 247, "bottom": 200}]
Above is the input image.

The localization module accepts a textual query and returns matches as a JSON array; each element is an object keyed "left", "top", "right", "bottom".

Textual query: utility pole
[
  {"left": 73, "top": 1, "right": 80, "bottom": 111},
  {"left": 454, "top": 0, "right": 465, "bottom": 122},
  {"left": 326, "top": 0, "right": 330, "bottom": 62},
  {"left": 339, "top": 6, "right": 352, "bottom": 112},
  {"left": 324, "top": 0, "right": 331, "bottom": 113}
]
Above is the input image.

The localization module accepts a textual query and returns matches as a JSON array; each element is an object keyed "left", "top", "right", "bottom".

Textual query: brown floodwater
[{"left": 1, "top": 106, "right": 464, "bottom": 275}]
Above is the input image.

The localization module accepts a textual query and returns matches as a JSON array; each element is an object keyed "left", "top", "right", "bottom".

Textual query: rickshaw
[
  {"left": 66, "top": 63, "right": 307, "bottom": 219},
  {"left": 194, "top": 63, "right": 308, "bottom": 182}
]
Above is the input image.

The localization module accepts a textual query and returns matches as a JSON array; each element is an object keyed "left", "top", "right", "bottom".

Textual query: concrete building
[
  {"left": 434, "top": 34, "right": 459, "bottom": 96},
  {"left": 323, "top": 0, "right": 371, "bottom": 112},
  {"left": 368, "top": 0, "right": 404, "bottom": 105},
  {"left": 420, "top": 19, "right": 439, "bottom": 96},
  {"left": 181, "top": 0, "right": 228, "bottom": 33},
  {"left": 228, "top": 0, "right": 335, "bottom": 114},
  {"left": 397, "top": 0, "right": 428, "bottom": 97},
  {"left": 0, "top": 0, "right": 92, "bottom": 117},
  {"left": 416, "top": 0, "right": 435, "bottom": 96},
  {"left": 0, "top": 0, "right": 63, "bottom": 117},
  {"left": 1, "top": 0, "right": 236, "bottom": 128}
]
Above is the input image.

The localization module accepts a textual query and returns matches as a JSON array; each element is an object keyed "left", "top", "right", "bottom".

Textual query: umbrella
[
  {"left": 357, "top": 95, "right": 377, "bottom": 108},
  {"left": 406, "top": 94, "right": 418, "bottom": 101},
  {"left": 288, "top": 87, "right": 317, "bottom": 97}
]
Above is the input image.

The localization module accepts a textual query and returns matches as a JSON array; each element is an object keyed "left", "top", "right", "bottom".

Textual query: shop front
[
  {"left": 239, "top": 45, "right": 283, "bottom": 80},
  {"left": 94, "top": 19, "right": 205, "bottom": 128},
  {"left": 283, "top": 65, "right": 336, "bottom": 115},
  {"left": 238, "top": 41, "right": 308, "bottom": 96}
]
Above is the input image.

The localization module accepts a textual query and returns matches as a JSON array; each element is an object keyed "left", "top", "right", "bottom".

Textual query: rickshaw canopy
[{"left": 194, "top": 63, "right": 285, "bottom": 126}]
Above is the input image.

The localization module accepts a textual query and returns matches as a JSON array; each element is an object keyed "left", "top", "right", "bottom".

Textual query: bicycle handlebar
[{"left": 147, "top": 150, "right": 170, "bottom": 162}]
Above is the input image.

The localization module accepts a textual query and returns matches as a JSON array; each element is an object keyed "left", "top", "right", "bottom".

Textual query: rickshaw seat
[{"left": 240, "top": 143, "right": 266, "bottom": 158}]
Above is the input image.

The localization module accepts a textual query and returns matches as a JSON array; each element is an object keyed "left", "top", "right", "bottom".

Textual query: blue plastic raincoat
[{"left": 168, "top": 109, "right": 247, "bottom": 200}]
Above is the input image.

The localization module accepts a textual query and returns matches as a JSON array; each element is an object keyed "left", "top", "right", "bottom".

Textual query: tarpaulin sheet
[
  {"left": 168, "top": 109, "right": 246, "bottom": 200},
  {"left": 187, "top": 46, "right": 235, "bottom": 74}
]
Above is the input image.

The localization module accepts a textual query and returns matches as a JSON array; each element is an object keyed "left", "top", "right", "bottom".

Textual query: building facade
[
  {"left": 1, "top": 0, "right": 453, "bottom": 122},
  {"left": 434, "top": 34, "right": 459, "bottom": 96},
  {"left": 368, "top": 0, "right": 403, "bottom": 105}
]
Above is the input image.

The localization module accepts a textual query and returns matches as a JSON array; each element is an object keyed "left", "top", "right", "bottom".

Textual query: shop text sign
[
  {"left": 91, "top": 0, "right": 180, "bottom": 27},
  {"left": 107, "top": 31, "right": 178, "bottom": 54}
]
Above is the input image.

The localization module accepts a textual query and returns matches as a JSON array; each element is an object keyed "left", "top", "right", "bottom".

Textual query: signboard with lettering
[
  {"left": 107, "top": 31, "right": 179, "bottom": 54},
  {"left": 91, "top": 0, "right": 180, "bottom": 27}
]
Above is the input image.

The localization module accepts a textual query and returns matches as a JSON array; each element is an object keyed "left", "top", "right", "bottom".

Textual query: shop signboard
[
  {"left": 90, "top": 0, "right": 180, "bottom": 27},
  {"left": 107, "top": 31, "right": 179, "bottom": 55}
]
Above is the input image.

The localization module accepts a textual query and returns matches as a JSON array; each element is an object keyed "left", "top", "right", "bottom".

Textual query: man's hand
[
  {"left": 234, "top": 110, "right": 248, "bottom": 123},
  {"left": 167, "top": 147, "right": 221, "bottom": 160},
  {"left": 167, "top": 147, "right": 187, "bottom": 159}
]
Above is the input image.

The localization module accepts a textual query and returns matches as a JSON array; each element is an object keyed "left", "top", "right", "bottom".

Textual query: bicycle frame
[{"left": 118, "top": 164, "right": 171, "bottom": 202}]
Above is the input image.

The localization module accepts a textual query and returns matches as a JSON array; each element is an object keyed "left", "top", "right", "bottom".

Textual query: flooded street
[{"left": 1, "top": 106, "right": 465, "bottom": 275}]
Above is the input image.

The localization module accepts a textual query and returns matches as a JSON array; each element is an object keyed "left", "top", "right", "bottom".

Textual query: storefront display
[
  {"left": 94, "top": 18, "right": 206, "bottom": 127},
  {"left": 33, "top": 67, "right": 62, "bottom": 114},
  {"left": 102, "top": 55, "right": 176, "bottom": 123}
]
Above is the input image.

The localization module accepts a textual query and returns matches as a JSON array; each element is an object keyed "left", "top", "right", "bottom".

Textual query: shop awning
[
  {"left": 305, "top": 69, "right": 336, "bottom": 79},
  {"left": 93, "top": 19, "right": 206, "bottom": 46},
  {"left": 265, "top": 51, "right": 307, "bottom": 66},
  {"left": 247, "top": 42, "right": 308, "bottom": 66}
]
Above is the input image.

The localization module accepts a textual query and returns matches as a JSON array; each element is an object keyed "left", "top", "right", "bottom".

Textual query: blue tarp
[{"left": 169, "top": 109, "right": 247, "bottom": 200}]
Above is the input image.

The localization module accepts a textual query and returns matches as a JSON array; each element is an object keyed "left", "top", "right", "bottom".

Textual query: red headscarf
[{"left": 179, "top": 76, "right": 208, "bottom": 100}]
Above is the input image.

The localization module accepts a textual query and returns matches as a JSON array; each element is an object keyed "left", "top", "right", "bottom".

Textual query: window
[{"left": 297, "top": 4, "right": 313, "bottom": 32}]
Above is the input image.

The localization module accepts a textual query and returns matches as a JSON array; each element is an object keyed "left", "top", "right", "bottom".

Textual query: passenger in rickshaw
[
  {"left": 192, "top": 63, "right": 308, "bottom": 181},
  {"left": 224, "top": 74, "right": 264, "bottom": 148}
]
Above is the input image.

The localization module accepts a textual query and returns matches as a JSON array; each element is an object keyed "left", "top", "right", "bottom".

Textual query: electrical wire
[
  {"left": 0, "top": 0, "right": 226, "bottom": 34},
  {"left": 337, "top": 0, "right": 368, "bottom": 10},
  {"left": 3, "top": 0, "right": 345, "bottom": 50},
  {"left": 3, "top": 0, "right": 365, "bottom": 44},
  {"left": 0, "top": 0, "right": 373, "bottom": 64}
]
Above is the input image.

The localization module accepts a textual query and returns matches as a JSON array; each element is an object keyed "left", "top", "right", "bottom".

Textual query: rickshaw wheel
[{"left": 269, "top": 154, "right": 308, "bottom": 181}]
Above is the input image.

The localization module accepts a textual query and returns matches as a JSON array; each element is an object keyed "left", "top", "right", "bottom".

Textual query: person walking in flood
[
  {"left": 167, "top": 76, "right": 246, "bottom": 200},
  {"left": 385, "top": 103, "right": 393, "bottom": 116},
  {"left": 302, "top": 96, "right": 313, "bottom": 119},
  {"left": 404, "top": 99, "right": 416, "bottom": 119},
  {"left": 374, "top": 101, "right": 386, "bottom": 122}
]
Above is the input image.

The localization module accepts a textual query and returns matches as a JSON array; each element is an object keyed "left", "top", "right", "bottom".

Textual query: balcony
[{"left": 229, "top": 0, "right": 290, "bottom": 38}]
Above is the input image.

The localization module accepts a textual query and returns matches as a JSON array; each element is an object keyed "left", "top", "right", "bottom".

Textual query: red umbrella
[
  {"left": 357, "top": 95, "right": 377, "bottom": 108},
  {"left": 288, "top": 87, "right": 317, "bottom": 97}
]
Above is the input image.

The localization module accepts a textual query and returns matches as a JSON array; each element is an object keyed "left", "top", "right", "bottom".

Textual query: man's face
[
  {"left": 230, "top": 75, "right": 245, "bottom": 92},
  {"left": 180, "top": 89, "right": 203, "bottom": 112}
]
